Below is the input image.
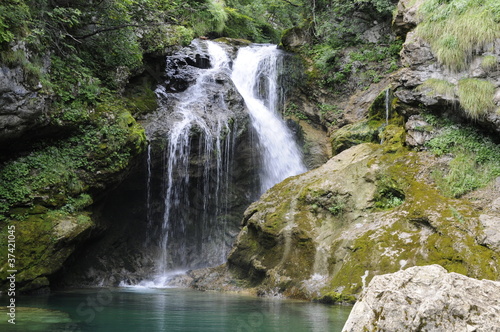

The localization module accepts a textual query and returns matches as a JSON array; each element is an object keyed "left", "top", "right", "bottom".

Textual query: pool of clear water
[{"left": 1, "top": 287, "right": 351, "bottom": 331}]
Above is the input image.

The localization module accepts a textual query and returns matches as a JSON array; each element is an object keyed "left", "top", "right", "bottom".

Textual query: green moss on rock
[
  {"left": 330, "top": 120, "right": 382, "bottom": 155},
  {"left": 0, "top": 210, "right": 93, "bottom": 292},
  {"left": 226, "top": 142, "right": 500, "bottom": 301}
]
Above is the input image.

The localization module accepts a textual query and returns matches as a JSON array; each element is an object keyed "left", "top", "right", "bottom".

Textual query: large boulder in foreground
[{"left": 343, "top": 265, "right": 500, "bottom": 332}]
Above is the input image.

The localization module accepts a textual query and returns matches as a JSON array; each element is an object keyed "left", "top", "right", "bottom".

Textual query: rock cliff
[
  {"left": 191, "top": 139, "right": 500, "bottom": 300},
  {"left": 0, "top": 63, "right": 50, "bottom": 146},
  {"left": 393, "top": 0, "right": 500, "bottom": 133}
]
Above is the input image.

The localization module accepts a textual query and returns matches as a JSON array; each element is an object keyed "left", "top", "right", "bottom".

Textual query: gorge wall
[{"left": 2, "top": 0, "right": 500, "bottom": 309}]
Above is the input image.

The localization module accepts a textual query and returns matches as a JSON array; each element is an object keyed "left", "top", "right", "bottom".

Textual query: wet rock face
[
  {"left": 161, "top": 43, "right": 212, "bottom": 93},
  {"left": 0, "top": 65, "right": 50, "bottom": 145},
  {"left": 342, "top": 265, "right": 500, "bottom": 332}
]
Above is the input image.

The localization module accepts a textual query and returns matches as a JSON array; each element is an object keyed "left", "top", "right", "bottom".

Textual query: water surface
[{"left": 1, "top": 288, "right": 351, "bottom": 331}]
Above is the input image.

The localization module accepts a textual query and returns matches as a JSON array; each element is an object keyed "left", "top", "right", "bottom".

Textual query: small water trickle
[
  {"left": 385, "top": 88, "right": 391, "bottom": 126},
  {"left": 144, "top": 144, "right": 153, "bottom": 248},
  {"left": 380, "top": 88, "right": 392, "bottom": 144}
]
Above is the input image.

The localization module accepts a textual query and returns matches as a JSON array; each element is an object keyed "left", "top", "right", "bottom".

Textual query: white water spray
[
  {"left": 231, "top": 45, "right": 307, "bottom": 193},
  {"left": 152, "top": 41, "right": 235, "bottom": 280}
]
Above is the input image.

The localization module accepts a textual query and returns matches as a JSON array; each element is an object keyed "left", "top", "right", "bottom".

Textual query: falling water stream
[
  {"left": 231, "top": 45, "right": 307, "bottom": 193},
  {"left": 133, "top": 40, "right": 307, "bottom": 286}
]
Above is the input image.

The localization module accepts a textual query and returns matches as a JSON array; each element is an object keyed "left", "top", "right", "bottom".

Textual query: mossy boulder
[
  {"left": 0, "top": 211, "right": 93, "bottom": 293},
  {"left": 280, "top": 27, "right": 310, "bottom": 52},
  {"left": 224, "top": 142, "right": 500, "bottom": 301}
]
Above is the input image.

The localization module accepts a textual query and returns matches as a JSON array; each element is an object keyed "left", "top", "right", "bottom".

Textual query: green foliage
[
  {"left": 416, "top": 0, "right": 500, "bottom": 71},
  {"left": 62, "top": 194, "right": 93, "bottom": 213},
  {"left": 307, "top": 38, "right": 402, "bottom": 91},
  {"left": 417, "top": 78, "right": 456, "bottom": 99},
  {"left": 49, "top": 55, "right": 105, "bottom": 105},
  {"left": 309, "top": 0, "right": 395, "bottom": 47},
  {"left": 457, "top": 78, "right": 495, "bottom": 119},
  {"left": 141, "top": 25, "right": 193, "bottom": 53},
  {"left": 318, "top": 103, "right": 342, "bottom": 114},
  {"left": 223, "top": 0, "right": 299, "bottom": 43},
  {"left": 223, "top": 7, "right": 264, "bottom": 42},
  {"left": 424, "top": 118, "right": 500, "bottom": 197},
  {"left": 431, "top": 153, "right": 494, "bottom": 198},
  {"left": 284, "top": 102, "right": 309, "bottom": 120},
  {"left": 373, "top": 176, "right": 405, "bottom": 210},
  {"left": 327, "top": 198, "right": 346, "bottom": 216},
  {"left": 186, "top": 0, "right": 228, "bottom": 36},
  {"left": 481, "top": 55, "right": 498, "bottom": 71},
  {"left": 0, "top": 0, "right": 30, "bottom": 44}
]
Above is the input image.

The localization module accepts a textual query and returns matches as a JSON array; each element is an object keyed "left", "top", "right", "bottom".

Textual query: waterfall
[
  {"left": 137, "top": 40, "right": 306, "bottom": 286},
  {"left": 231, "top": 45, "right": 307, "bottom": 193},
  {"left": 140, "top": 41, "right": 237, "bottom": 284}
]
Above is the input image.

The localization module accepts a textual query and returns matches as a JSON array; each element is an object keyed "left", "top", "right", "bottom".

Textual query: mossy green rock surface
[
  {"left": 226, "top": 143, "right": 500, "bottom": 301},
  {"left": 0, "top": 212, "right": 93, "bottom": 293}
]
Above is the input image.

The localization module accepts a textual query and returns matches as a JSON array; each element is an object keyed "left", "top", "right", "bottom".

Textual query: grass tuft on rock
[
  {"left": 417, "top": 78, "right": 456, "bottom": 99},
  {"left": 481, "top": 55, "right": 498, "bottom": 71},
  {"left": 456, "top": 78, "right": 495, "bottom": 120}
]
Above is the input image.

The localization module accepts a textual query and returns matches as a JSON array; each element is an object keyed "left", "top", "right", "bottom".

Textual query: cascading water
[
  {"left": 137, "top": 40, "right": 307, "bottom": 286},
  {"left": 137, "top": 41, "right": 239, "bottom": 286},
  {"left": 231, "top": 45, "right": 307, "bottom": 193}
]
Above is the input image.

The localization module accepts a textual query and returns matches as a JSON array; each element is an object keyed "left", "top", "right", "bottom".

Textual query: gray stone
[
  {"left": 478, "top": 214, "right": 500, "bottom": 251},
  {"left": 393, "top": 0, "right": 425, "bottom": 36},
  {"left": 0, "top": 65, "right": 50, "bottom": 143},
  {"left": 405, "top": 115, "right": 434, "bottom": 147},
  {"left": 342, "top": 265, "right": 500, "bottom": 332}
]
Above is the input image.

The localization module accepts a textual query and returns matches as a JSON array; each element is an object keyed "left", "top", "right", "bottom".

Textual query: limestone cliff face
[{"left": 0, "top": 61, "right": 50, "bottom": 146}]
